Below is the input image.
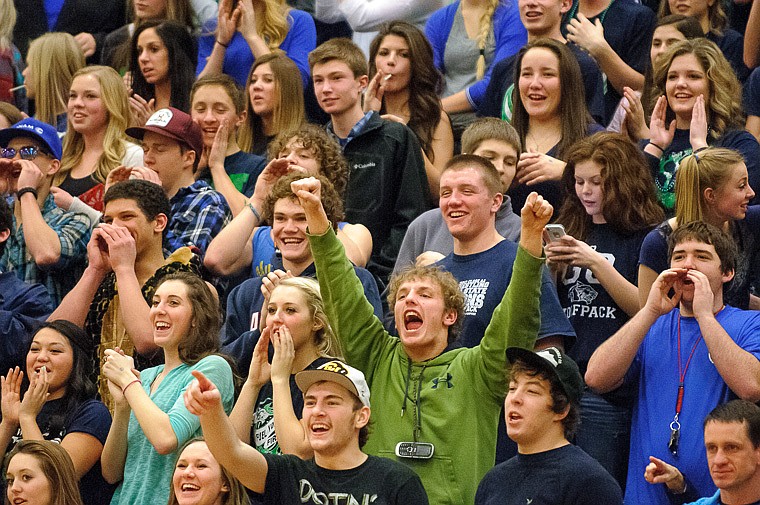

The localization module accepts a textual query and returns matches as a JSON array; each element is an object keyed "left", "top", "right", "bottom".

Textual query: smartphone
[{"left": 544, "top": 224, "right": 566, "bottom": 243}]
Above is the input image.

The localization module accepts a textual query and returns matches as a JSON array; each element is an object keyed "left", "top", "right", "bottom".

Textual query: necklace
[{"left": 526, "top": 130, "right": 561, "bottom": 153}]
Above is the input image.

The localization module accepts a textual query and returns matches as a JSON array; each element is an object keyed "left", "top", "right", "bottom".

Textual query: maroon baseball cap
[{"left": 126, "top": 107, "right": 203, "bottom": 157}]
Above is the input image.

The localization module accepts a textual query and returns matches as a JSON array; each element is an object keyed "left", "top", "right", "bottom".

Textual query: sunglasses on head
[{"left": 1, "top": 146, "right": 52, "bottom": 161}]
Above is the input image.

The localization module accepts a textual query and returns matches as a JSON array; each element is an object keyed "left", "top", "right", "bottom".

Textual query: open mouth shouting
[{"left": 404, "top": 310, "right": 423, "bottom": 331}]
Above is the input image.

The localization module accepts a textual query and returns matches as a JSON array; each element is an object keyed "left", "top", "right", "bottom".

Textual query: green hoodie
[{"left": 310, "top": 227, "right": 543, "bottom": 505}]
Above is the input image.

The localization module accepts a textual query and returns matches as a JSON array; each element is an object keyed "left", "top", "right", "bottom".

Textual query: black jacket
[{"left": 332, "top": 112, "right": 431, "bottom": 287}]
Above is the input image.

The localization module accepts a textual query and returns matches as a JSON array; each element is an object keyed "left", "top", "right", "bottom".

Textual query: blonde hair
[
  {"left": 475, "top": 0, "right": 499, "bottom": 79},
  {"left": 651, "top": 39, "right": 743, "bottom": 140},
  {"left": 253, "top": 0, "right": 291, "bottom": 50},
  {"left": 0, "top": 0, "right": 16, "bottom": 51},
  {"left": 273, "top": 277, "right": 343, "bottom": 360},
  {"left": 674, "top": 148, "right": 745, "bottom": 226},
  {"left": 57, "top": 66, "right": 131, "bottom": 185},
  {"left": 27, "top": 33, "right": 85, "bottom": 127}
]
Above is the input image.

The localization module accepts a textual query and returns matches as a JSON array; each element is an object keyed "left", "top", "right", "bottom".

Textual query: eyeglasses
[{"left": 1, "top": 146, "right": 51, "bottom": 161}]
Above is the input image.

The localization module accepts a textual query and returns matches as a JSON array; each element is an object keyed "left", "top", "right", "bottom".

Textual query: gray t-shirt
[{"left": 443, "top": 4, "right": 495, "bottom": 133}]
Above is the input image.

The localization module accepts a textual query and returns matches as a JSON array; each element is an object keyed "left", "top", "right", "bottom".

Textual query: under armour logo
[{"left": 431, "top": 373, "right": 453, "bottom": 389}]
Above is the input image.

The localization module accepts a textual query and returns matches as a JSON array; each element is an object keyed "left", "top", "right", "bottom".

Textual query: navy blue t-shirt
[
  {"left": 562, "top": 0, "right": 656, "bottom": 124},
  {"left": 508, "top": 123, "right": 606, "bottom": 213},
  {"left": 478, "top": 42, "right": 606, "bottom": 125},
  {"left": 745, "top": 67, "right": 760, "bottom": 117},
  {"left": 557, "top": 224, "right": 647, "bottom": 368},
  {"left": 437, "top": 239, "right": 575, "bottom": 348},
  {"left": 5, "top": 398, "right": 115, "bottom": 505},
  {"left": 707, "top": 29, "right": 749, "bottom": 83},
  {"left": 475, "top": 444, "right": 623, "bottom": 505}
]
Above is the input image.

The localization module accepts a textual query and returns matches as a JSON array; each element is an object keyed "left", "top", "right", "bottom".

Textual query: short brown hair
[
  {"left": 261, "top": 173, "right": 344, "bottom": 231},
  {"left": 668, "top": 221, "right": 737, "bottom": 275},
  {"left": 461, "top": 118, "right": 521, "bottom": 155},
  {"left": 388, "top": 266, "right": 465, "bottom": 342},
  {"left": 309, "top": 38, "right": 368, "bottom": 78},
  {"left": 442, "top": 154, "right": 503, "bottom": 196},
  {"left": 191, "top": 74, "right": 245, "bottom": 114}
]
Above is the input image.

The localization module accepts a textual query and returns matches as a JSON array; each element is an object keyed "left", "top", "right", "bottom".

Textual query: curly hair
[
  {"left": 658, "top": 0, "right": 727, "bottom": 35},
  {"left": 369, "top": 21, "right": 444, "bottom": 161},
  {"left": 387, "top": 266, "right": 465, "bottom": 342},
  {"left": 267, "top": 124, "right": 348, "bottom": 198},
  {"left": 58, "top": 66, "right": 132, "bottom": 185},
  {"left": 261, "top": 172, "right": 344, "bottom": 230},
  {"left": 154, "top": 271, "right": 221, "bottom": 365},
  {"left": 104, "top": 179, "right": 171, "bottom": 223},
  {"left": 651, "top": 38, "right": 743, "bottom": 139},
  {"left": 512, "top": 39, "right": 592, "bottom": 161},
  {"left": 239, "top": 51, "right": 304, "bottom": 154},
  {"left": 641, "top": 15, "right": 705, "bottom": 119},
  {"left": 674, "top": 147, "right": 746, "bottom": 226},
  {"left": 558, "top": 132, "right": 664, "bottom": 239}
]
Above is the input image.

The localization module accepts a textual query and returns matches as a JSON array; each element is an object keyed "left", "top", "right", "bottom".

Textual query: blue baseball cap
[{"left": 0, "top": 118, "right": 63, "bottom": 160}]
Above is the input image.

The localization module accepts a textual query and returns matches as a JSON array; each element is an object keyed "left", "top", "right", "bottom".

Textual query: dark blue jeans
[{"left": 575, "top": 389, "right": 632, "bottom": 492}]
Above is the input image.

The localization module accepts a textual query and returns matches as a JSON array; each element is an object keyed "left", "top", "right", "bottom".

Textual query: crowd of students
[{"left": 0, "top": 0, "right": 760, "bottom": 504}]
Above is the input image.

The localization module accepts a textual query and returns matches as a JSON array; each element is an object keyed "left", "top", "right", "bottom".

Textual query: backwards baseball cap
[
  {"left": 506, "top": 347, "right": 583, "bottom": 404},
  {"left": 0, "top": 118, "right": 63, "bottom": 160},
  {"left": 295, "top": 360, "right": 371, "bottom": 408},
  {"left": 126, "top": 107, "right": 203, "bottom": 157}
]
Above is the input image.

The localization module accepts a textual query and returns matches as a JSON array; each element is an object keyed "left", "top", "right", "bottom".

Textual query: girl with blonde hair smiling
[
  {"left": 643, "top": 38, "right": 758, "bottom": 213},
  {"left": 53, "top": 66, "right": 143, "bottom": 212}
]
